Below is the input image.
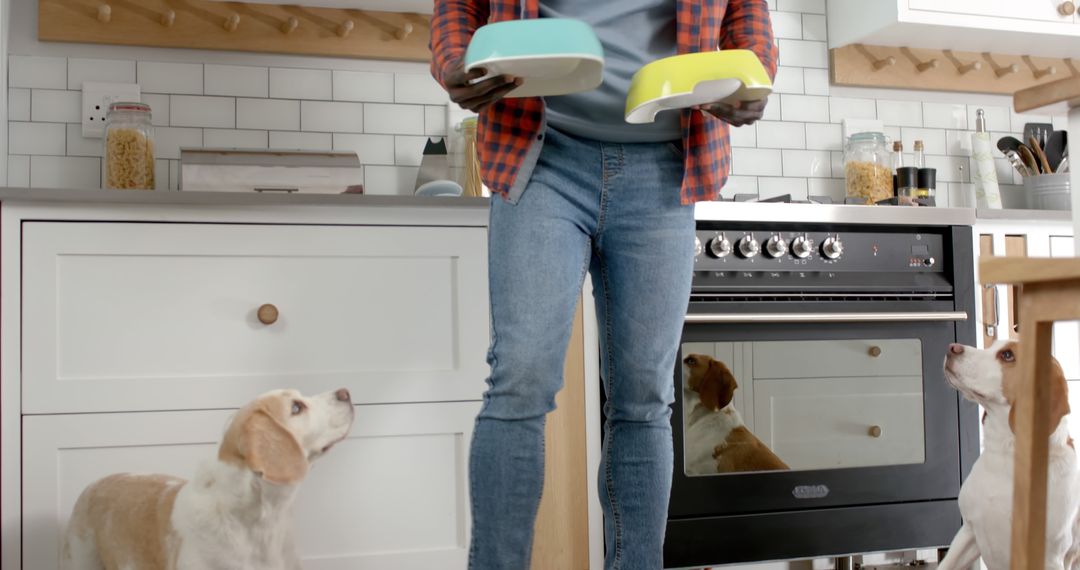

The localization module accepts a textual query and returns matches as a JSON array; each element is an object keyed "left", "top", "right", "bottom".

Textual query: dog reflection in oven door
[{"left": 682, "top": 354, "right": 789, "bottom": 475}]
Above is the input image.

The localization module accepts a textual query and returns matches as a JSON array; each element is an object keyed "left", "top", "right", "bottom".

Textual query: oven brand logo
[{"left": 792, "top": 485, "right": 830, "bottom": 499}]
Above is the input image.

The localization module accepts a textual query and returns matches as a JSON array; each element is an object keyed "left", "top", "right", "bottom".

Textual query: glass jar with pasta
[
  {"left": 104, "top": 102, "right": 155, "bottom": 190},
  {"left": 844, "top": 131, "right": 892, "bottom": 205}
]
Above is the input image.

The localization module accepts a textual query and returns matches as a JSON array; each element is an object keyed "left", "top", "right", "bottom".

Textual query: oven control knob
[
  {"left": 708, "top": 234, "right": 733, "bottom": 258},
  {"left": 791, "top": 235, "right": 814, "bottom": 259},
  {"left": 821, "top": 235, "right": 844, "bottom": 260},
  {"left": 694, "top": 236, "right": 703, "bottom": 257},
  {"left": 765, "top": 235, "right": 788, "bottom": 258},
  {"left": 737, "top": 234, "right": 760, "bottom": 258}
]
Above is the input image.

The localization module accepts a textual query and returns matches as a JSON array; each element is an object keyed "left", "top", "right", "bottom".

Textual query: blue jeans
[{"left": 468, "top": 127, "right": 696, "bottom": 570}]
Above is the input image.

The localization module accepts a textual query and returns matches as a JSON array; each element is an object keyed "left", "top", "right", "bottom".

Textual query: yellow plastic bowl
[{"left": 625, "top": 50, "right": 773, "bottom": 124}]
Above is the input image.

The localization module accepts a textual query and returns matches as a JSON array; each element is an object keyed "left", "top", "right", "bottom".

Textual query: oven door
[{"left": 670, "top": 301, "right": 966, "bottom": 518}]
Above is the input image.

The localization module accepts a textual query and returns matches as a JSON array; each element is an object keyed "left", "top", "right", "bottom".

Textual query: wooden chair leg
[{"left": 1011, "top": 288, "right": 1055, "bottom": 570}]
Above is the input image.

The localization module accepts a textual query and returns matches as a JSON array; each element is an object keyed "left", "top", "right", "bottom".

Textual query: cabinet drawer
[
  {"left": 907, "top": 0, "right": 1070, "bottom": 23},
  {"left": 22, "top": 222, "right": 489, "bottom": 413},
  {"left": 22, "top": 402, "right": 478, "bottom": 570},
  {"left": 753, "top": 375, "right": 925, "bottom": 471},
  {"left": 751, "top": 339, "right": 922, "bottom": 379}
]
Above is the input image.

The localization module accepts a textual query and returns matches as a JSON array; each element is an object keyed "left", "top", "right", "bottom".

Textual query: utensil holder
[{"left": 1024, "top": 173, "right": 1071, "bottom": 211}]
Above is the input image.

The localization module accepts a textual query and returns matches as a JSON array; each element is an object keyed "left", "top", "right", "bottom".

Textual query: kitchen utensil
[
  {"left": 464, "top": 19, "right": 604, "bottom": 98},
  {"left": 624, "top": 50, "right": 772, "bottom": 124},
  {"left": 1029, "top": 135, "right": 1053, "bottom": 174},
  {"left": 1045, "top": 131, "right": 1067, "bottom": 172},
  {"left": 1023, "top": 122, "right": 1053, "bottom": 150},
  {"left": 998, "top": 136, "right": 1032, "bottom": 177},
  {"left": 415, "top": 137, "right": 450, "bottom": 191},
  {"left": 973, "top": 109, "right": 1002, "bottom": 208},
  {"left": 1018, "top": 145, "right": 1041, "bottom": 175}
]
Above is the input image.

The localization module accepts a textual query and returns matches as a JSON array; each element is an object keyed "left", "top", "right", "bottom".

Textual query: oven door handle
[{"left": 685, "top": 311, "right": 969, "bottom": 324}]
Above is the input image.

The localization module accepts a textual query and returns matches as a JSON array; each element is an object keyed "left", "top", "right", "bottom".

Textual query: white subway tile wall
[{"left": 7, "top": 4, "right": 1055, "bottom": 196}]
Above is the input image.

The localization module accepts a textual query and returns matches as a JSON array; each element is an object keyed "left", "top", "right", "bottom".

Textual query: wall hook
[
  {"left": 160, "top": 8, "right": 176, "bottom": 27},
  {"left": 280, "top": 16, "right": 299, "bottom": 34},
  {"left": 900, "top": 47, "right": 939, "bottom": 73},
  {"left": 983, "top": 53, "right": 1019, "bottom": 78},
  {"left": 223, "top": 13, "right": 240, "bottom": 32},
  {"left": 97, "top": 3, "right": 112, "bottom": 23},
  {"left": 395, "top": 22, "right": 414, "bottom": 40},
  {"left": 943, "top": 50, "right": 982, "bottom": 75},
  {"left": 1022, "top": 55, "right": 1057, "bottom": 80},
  {"left": 855, "top": 45, "right": 896, "bottom": 71},
  {"left": 337, "top": 19, "right": 354, "bottom": 38}
]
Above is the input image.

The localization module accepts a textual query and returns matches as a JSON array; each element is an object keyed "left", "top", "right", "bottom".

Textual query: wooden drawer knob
[
  {"left": 1060, "top": 2, "right": 1076, "bottom": 16},
  {"left": 257, "top": 304, "right": 279, "bottom": 325},
  {"left": 868, "top": 346, "right": 882, "bottom": 357},
  {"left": 869, "top": 425, "right": 883, "bottom": 438}
]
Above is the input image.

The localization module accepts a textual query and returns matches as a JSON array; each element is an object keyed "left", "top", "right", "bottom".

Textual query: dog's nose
[
  {"left": 948, "top": 343, "right": 965, "bottom": 355},
  {"left": 335, "top": 388, "right": 351, "bottom": 402}
]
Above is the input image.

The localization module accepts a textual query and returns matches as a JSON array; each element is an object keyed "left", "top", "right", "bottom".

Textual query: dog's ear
[
  {"left": 244, "top": 409, "right": 309, "bottom": 485},
  {"left": 699, "top": 360, "right": 738, "bottom": 411},
  {"left": 1007, "top": 355, "right": 1071, "bottom": 438}
]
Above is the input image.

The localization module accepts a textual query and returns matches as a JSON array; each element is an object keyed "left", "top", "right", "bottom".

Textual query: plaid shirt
[{"left": 431, "top": 0, "right": 777, "bottom": 205}]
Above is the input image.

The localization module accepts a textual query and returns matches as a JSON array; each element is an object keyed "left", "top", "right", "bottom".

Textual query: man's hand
[
  {"left": 445, "top": 61, "right": 523, "bottom": 113},
  {"left": 699, "top": 98, "right": 769, "bottom": 127}
]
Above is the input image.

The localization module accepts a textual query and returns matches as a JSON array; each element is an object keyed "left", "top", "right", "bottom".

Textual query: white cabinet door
[
  {"left": 907, "top": 0, "right": 1068, "bottom": 23},
  {"left": 753, "top": 375, "right": 925, "bottom": 471},
  {"left": 22, "top": 222, "right": 489, "bottom": 413},
  {"left": 1051, "top": 236, "right": 1080, "bottom": 381},
  {"left": 23, "top": 402, "right": 479, "bottom": 570}
]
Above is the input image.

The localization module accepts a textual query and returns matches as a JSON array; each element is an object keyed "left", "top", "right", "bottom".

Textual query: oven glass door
[{"left": 669, "top": 317, "right": 962, "bottom": 517}]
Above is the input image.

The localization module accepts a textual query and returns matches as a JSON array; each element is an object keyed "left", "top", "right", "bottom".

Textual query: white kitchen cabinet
[
  {"left": 22, "top": 402, "right": 478, "bottom": 570},
  {"left": 22, "top": 222, "right": 488, "bottom": 414},
  {"left": 751, "top": 339, "right": 922, "bottom": 380},
  {"left": 0, "top": 194, "right": 493, "bottom": 570},
  {"left": 828, "top": 0, "right": 1080, "bottom": 59}
]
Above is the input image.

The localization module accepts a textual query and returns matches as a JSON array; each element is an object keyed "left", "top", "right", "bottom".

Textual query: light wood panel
[
  {"left": 831, "top": 44, "right": 1077, "bottom": 96},
  {"left": 1015, "top": 76, "right": 1080, "bottom": 113},
  {"left": 39, "top": 0, "right": 431, "bottom": 61},
  {"left": 532, "top": 300, "right": 590, "bottom": 570},
  {"left": 1005, "top": 236, "right": 1028, "bottom": 334},
  {"left": 981, "top": 257, "right": 1080, "bottom": 570}
]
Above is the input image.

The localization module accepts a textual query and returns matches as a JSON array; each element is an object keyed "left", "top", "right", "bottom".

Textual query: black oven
[{"left": 663, "top": 220, "right": 978, "bottom": 569}]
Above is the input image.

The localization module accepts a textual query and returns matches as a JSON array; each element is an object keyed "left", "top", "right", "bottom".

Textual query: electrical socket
[{"left": 82, "top": 82, "right": 142, "bottom": 138}]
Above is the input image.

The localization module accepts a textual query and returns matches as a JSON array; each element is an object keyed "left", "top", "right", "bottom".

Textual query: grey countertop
[{"left": 0, "top": 187, "right": 1070, "bottom": 227}]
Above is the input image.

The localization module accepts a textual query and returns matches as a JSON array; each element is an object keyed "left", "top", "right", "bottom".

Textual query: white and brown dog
[
  {"left": 940, "top": 340, "right": 1080, "bottom": 570},
  {"left": 62, "top": 388, "right": 355, "bottom": 570},
  {"left": 683, "top": 354, "right": 789, "bottom": 475}
]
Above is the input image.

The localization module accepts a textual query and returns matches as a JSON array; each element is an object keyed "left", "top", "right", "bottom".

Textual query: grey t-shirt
[{"left": 539, "top": 0, "right": 681, "bottom": 143}]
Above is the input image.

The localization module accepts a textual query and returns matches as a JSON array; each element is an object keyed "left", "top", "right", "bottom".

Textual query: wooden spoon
[
  {"left": 1029, "top": 135, "right": 1053, "bottom": 174},
  {"left": 1018, "top": 144, "right": 1042, "bottom": 175}
]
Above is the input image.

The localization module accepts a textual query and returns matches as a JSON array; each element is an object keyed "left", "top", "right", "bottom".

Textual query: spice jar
[
  {"left": 104, "top": 102, "right": 155, "bottom": 190},
  {"left": 844, "top": 132, "right": 892, "bottom": 205}
]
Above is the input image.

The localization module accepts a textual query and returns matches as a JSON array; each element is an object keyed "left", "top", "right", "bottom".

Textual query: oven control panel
[{"left": 693, "top": 230, "right": 945, "bottom": 273}]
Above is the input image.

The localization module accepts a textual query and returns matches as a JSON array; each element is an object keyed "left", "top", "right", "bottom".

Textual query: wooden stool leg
[{"left": 1011, "top": 292, "right": 1055, "bottom": 570}]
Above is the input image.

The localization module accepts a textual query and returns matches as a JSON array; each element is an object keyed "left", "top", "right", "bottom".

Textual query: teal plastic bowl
[{"left": 464, "top": 19, "right": 604, "bottom": 98}]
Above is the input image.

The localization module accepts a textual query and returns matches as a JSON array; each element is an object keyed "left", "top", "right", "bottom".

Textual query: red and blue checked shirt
[{"left": 431, "top": 0, "right": 778, "bottom": 205}]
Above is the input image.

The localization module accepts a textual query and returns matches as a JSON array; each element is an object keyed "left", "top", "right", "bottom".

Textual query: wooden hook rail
[
  {"left": 39, "top": 0, "right": 432, "bottom": 61},
  {"left": 832, "top": 44, "right": 1075, "bottom": 96}
]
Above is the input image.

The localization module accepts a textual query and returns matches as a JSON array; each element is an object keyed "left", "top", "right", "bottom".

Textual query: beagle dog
[
  {"left": 682, "top": 354, "right": 789, "bottom": 475},
  {"left": 939, "top": 340, "right": 1080, "bottom": 570},
  {"left": 62, "top": 388, "right": 355, "bottom": 570}
]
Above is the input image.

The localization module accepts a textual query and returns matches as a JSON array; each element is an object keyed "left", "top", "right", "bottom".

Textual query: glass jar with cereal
[
  {"left": 104, "top": 102, "right": 155, "bottom": 190},
  {"left": 844, "top": 131, "right": 892, "bottom": 205}
]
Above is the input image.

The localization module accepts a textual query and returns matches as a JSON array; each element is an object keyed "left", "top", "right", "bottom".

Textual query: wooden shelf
[
  {"left": 39, "top": 0, "right": 431, "bottom": 61},
  {"left": 832, "top": 44, "right": 1078, "bottom": 96}
]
